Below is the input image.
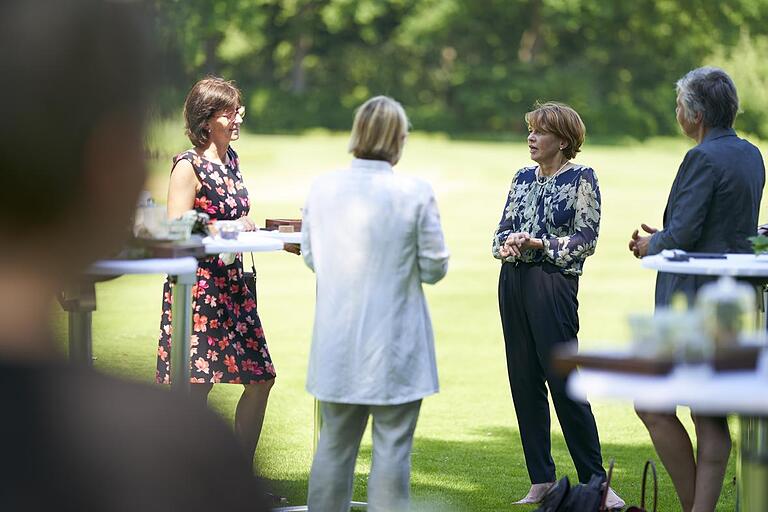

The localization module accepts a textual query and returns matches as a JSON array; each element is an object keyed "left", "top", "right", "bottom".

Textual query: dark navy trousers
[{"left": 498, "top": 261, "right": 604, "bottom": 484}]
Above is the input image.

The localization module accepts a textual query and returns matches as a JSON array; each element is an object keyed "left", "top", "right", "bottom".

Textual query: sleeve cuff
[
  {"left": 541, "top": 236, "right": 557, "bottom": 261},
  {"left": 647, "top": 231, "right": 662, "bottom": 255}
]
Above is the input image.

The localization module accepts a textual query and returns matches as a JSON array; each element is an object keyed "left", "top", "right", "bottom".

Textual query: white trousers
[{"left": 307, "top": 400, "right": 422, "bottom": 512}]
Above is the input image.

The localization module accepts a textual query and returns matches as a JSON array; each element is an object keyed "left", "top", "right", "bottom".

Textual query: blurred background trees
[{"left": 152, "top": 0, "right": 768, "bottom": 139}]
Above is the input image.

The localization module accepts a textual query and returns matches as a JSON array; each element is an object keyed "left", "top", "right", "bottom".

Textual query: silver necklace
[{"left": 536, "top": 161, "right": 570, "bottom": 184}]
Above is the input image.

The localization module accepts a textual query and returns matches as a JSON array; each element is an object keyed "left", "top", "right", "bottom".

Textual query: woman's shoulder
[
  {"left": 512, "top": 166, "right": 537, "bottom": 182},
  {"left": 172, "top": 149, "right": 199, "bottom": 167},
  {"left": 169, "top": 150, "right": 205, "bottom": 187},
  {"left": 563, "top": 163, "right": 597, "bottom": 181},
  {"left": 410, "top": 175, "right": 439, "bottom": 201},
  {"left": 383, "top": 172, "right": 436, "bottom": 201}
]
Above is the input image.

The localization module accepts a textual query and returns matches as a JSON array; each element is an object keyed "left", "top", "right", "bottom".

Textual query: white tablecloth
[
  {"left": 642, "top": 253, "right": 768, "bottom": 277},
  {"left": 88, "top": 257, "right": 199, "bottom": 276},
  {"left": 202, "top": 231, "right": 285, "bottom": 253},
  {"left": 569, "top": 358, "right": 768, "bottom": 415}
]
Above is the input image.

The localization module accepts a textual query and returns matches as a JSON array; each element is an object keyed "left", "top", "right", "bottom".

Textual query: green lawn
[{"left": 54, "top": 129, "right": 768, "bottom": 510}]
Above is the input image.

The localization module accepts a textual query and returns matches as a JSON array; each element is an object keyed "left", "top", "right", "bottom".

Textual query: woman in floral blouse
[
  {"left": 157, "top": 77, "right": 275, "bottom": 467},
  {"left": 492, "top": 102, "right": 623, "bottom": 509}
]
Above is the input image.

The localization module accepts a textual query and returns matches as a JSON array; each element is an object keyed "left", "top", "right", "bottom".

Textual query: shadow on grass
[{"left": 260, "top": 424, "right": 736, "bottom": 511}]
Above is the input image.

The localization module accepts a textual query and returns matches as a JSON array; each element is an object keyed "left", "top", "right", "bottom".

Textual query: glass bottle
[{"left": 696, "top": 276, "right": 756, "bottom": 350}]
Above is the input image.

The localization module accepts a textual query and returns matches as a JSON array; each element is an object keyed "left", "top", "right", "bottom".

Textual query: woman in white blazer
[{"left": 302, "top": 96, "right": 449, "bottom": 512}]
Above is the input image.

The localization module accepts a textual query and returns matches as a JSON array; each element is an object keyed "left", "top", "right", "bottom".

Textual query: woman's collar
[{"left": 350, "top": 158, "right": 393, "bottom": 172}]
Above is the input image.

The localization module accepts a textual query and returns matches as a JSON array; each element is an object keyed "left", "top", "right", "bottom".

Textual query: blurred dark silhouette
[{"left": 0, "top": 1, "right": 267, "bottom": 509}]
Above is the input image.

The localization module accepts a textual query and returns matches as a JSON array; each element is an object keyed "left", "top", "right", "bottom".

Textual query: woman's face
[
  {"left": 675, "top": 93, "right": 698, "bottom": 139},
  {"left": 527, "top": 127, "right": 565, "bottom": 164},
  {"left": 207, "top": 105, "right": 244, "bottom": 145}
]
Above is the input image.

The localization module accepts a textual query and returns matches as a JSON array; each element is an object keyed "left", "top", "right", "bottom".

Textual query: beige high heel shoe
[
  {"left": 603, "top": 487, "right": 626, "bottom": 510},
  {"left": 512, "top": 482, "right": 555, "bottom": 505}
]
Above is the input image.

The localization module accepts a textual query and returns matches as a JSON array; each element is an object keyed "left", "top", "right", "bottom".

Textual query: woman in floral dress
[
  {"left": 492, "top": 102, "right": 623, "bottom": 508},
  {"left": 157, "top": 77, "right": 275, "bottom": 464}
]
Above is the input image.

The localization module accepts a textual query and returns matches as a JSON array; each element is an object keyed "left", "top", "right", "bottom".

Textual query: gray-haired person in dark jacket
[{"left": 629, "top": 67, "right": 765, "bottom": 512}]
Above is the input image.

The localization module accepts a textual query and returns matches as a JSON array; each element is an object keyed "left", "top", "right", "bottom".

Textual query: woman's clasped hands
[
  {"left": 500, "top": 232, "right": 532, "bottom": 258},
  {"left": 237, "top": 216, "right": 258, "bottom": 231},
  {"left": 238, "top": 216, "right": 301, "bottom": 255}
]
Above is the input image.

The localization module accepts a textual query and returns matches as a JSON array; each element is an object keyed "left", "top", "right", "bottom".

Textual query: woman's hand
[
  {"left": 628, "top": 223, "right": 657, "bottom": 258},
  {"left": 237, "top": 216, "right": 257, "bottom": 232},
  {"left": 501, "top": 232, "right": 544, "bottom": 257},
  {"left": 502, "top": 232, "right": 531, "bottom": 257},
  {"left": 519, "top": 236, "right": 544, "bottom": 251}
]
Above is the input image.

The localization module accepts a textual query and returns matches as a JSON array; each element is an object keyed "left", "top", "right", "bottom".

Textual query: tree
[{"left": 151, "top": 0, "right": 768, "bottom": 138}]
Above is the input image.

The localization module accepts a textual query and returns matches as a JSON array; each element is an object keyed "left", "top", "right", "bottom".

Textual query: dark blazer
[{"left": 648, "top": 127, "right": 765, "bottom": 306}]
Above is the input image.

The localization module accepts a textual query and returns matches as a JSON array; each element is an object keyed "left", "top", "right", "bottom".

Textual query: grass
[{"left": 54, "top": 128, "right": 768, "bottom": 510}]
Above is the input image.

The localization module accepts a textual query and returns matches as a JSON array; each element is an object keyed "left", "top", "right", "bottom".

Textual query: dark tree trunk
[
  {"left": 203, "top": 33, "right": 223, "bottom": 75},
  {"left": 518, "top": 0, "right": 543, "bottom": 63},
  {"left": 290, "top": 35, "right": 312, "bottom": 94}
]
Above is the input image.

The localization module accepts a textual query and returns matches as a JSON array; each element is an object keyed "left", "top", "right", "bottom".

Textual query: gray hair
[{"left": 676, "top": 67, "right": 739, "bottom": 128}]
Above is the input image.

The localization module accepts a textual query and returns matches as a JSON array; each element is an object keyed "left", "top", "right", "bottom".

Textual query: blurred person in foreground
[
  {"left": 0, "top": 1, "right": 267, "bottom": 510},
  {"left": 628, "top": 67, "right": 764, "bottom": 512},
  {"left": 493, "top": 102, "right": 623, "bottom": 509},
  {"left": 158, "top": 76, "right": 281, "bottom": 466},
  {"left": 301, "top": 96, "right": 449, "bottom": 511}
]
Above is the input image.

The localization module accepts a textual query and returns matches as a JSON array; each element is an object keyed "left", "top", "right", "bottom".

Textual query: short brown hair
[
  {"left": 184, "top": 77, "right": 242, "bottom": 148},
  {"left": 525, "top": 102, "right": 586, "bottom": 160},
  {"left": 348, "top": 96, "right": 409, "bottom": 164}
]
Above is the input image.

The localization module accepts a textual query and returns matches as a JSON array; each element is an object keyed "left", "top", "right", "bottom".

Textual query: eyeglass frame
[{"left": 217, "top": 105, "right": 246, "bottom": 123}]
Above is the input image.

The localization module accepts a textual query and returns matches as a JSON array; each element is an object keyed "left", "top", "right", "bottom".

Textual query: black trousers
[{"left": 498, "top": 261, "right": 604, "bottom": 484}]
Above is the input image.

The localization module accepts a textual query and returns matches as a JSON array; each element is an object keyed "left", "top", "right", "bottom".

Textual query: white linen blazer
[{"left": 302, "top": 158, "right": 449, "bottom": 405}]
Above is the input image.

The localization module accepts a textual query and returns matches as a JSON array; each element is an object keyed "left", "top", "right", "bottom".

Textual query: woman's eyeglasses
[{"left": 219, "top": 106, "right": 246, "bottom": 122}]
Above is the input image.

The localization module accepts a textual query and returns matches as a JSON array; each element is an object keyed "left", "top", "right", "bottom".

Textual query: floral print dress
[
  {"left": 492, "top": 164, "right": 601, "bottom": 276},
  {"left": 156, "top": 147, "right": 276, "bottom": 384}
]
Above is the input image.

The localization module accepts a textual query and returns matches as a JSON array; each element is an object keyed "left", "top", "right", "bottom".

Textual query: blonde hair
[
  {"left": 525, "top": 101, "right": 586, "bottom": 160},
  {"left": 348, "top": 96, "right": 409, "bottom": 164}
]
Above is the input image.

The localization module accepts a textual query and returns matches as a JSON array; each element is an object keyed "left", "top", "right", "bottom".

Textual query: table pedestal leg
[
  {"left": 60, "top": 280, "right": 97, "bottom": 366},
  {"left": 738, "top": 416, "right": 768, "bottom": 512},
  {"left": 737, "top": 287, "right": 768, "bottom": 511},
  {"left": 170, "top": 272, "right": 195, "bottom": 394},
  {"left": 68, "top": 311, "right": 93, "bottom": 364}
]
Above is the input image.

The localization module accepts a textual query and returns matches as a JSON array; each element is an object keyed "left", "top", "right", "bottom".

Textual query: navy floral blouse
[{"left": 492, "top": 165, "right": 601, "bottom": 276}]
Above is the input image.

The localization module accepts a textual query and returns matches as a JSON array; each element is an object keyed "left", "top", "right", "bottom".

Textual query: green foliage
[
  {"left": 151, "top": 0, "right": 768, "bottom": 138},
  {"left": 710, "top": 30, "right": 768, "bottom": 139},
  {"left": 748, "top": 234, "right": 768, "bottom": 254}
]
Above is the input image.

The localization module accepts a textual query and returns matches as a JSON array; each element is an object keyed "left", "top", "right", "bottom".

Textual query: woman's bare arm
[{"left": 166, "top": 159, "right": 198, "bottom": 219}]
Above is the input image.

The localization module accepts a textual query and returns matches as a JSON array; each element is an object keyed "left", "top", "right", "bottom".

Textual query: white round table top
[
  {"left": 87, "top": 231, "right": 299, "bottom": 276},
  {"left": 88, "top": 257, "right": 199, "bottom": 276},
  {"left": 642, "top": 252, "right": 768, "bottom": 277},
  {"left": 568, "top": 363, "right": 768, "bottom": 415},
  {"left": 259, "top": 230, "right": 302, "bottom": 244},
  {"left": 203, "top": 231, "right": 285, "bottom": 254}
]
